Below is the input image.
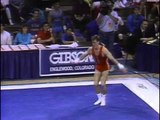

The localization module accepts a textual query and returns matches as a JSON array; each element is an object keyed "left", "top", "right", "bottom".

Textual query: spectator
[
  {"left": 0, "top": 23, "right": 12, "bottom": 45},
  {"left": 20, "top": 0, "right": 38, "bottom": 21},
  {"left": 63, "top": 16, "right": 73, "bottom": 30},
  {"left": 124, "top": 20, "right": 155, "bottom": 55},
  {"left": 134, "top": 20, "right": 156, "bottom": 44},
  {"left": 148, "top": 17, "right": 159, "bottom": 39},
  {"left": 114, "top": 23, "right": 130, "bottom": 49},
  {"left": 1, "top": 0, "right": 14, "bottom": 25},
  {"left": 9, "top": 0, "right": 25, "bottom": 24},
  {"left": 48, "top": 2, "right": 65, "bottom": 39},
  {"left": 148, "top": 3, "right": 159, "bottom": 21},
  {"left": 111, "top": 8, "right": 124, "bottom": 31},
  {"left": 126, "top": 7, "right": 144, "bottom": 33},
  {"left": 14, "top": 24, "right": 32, "bottom": 45},
  {"left": 111, "top": 8, "right": 126, "bottom": 47},
  {"left": 72, "top": 0, "right": 90, "bottom": 33},
  {"left": 26, "top": 8, "right": 44, "bottom": 35},
  {"left": 61, "top": 28, "right": 85, "bottom": 44},
  {"left": 36, "top": 22, "right": 55, "bottom": 45},
  {"left": 85, "top": 16, "right": 99, "bottom": 41},
  {"left": 113, "top": 0, "right": 126, "bottom": 9},
  {"left": 38, "top": 9, "right": 46, "bottom": 23}
]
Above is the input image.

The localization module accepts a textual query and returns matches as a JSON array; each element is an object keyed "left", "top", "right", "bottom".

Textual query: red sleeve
[
  {"left": 37, "top": 31, "right": 43, "bottom": 38},
  {"left": 37, "top": 31, "right": 51, "bottom": 40}
]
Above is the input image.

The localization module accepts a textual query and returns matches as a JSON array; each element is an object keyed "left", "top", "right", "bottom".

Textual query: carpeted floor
[{"left": 1, "top": 84, "right": 158, "bottom": 120}]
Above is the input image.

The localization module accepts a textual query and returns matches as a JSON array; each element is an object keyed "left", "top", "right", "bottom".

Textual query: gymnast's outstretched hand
[{"left": 117, "top": 63, "right": 128, "bottom": 73}]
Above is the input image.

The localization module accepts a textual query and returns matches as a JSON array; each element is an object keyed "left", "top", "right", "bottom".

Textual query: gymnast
[{"left": 73, "top": 35, "right": 127, "bottom": 106}]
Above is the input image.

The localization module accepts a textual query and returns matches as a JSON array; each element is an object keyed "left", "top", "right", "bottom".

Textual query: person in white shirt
[
  {"left": 113, "top": 0, "right": 126, "bottom": 9},
  {"left": 1, "top": 24, "right": 12, "bottom": 45},
  {"left": 111, "top": 8, "right": 124, "bottom": 31}
]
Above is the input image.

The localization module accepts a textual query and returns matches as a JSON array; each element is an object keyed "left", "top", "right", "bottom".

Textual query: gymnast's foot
[
  {"left": 94, "top": 99, "right": 101, "bottom": 105},
  {"left": 100, "top": 94, "right": 106, "bottom": 106},
  {"left": 94, "top": 93, "right": 102, "bottom": 105}
]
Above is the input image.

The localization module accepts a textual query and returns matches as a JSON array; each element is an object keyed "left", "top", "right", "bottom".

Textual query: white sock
[
  {"left": 97, "top": 93, "right": 102, "bottom": 99},
  {"left": 94, "top": 93, "right": 102, "bottom": 105},
  {"left": 100, "top": 94, "right": 106, "bottom": 106}
]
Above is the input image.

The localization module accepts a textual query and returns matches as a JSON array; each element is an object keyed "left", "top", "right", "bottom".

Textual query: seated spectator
[
  {"left": 61, "top": 28, "right": 85, "bottom": 44},
  {"left": 124, "top": 20, "right": 155, "bottom": 55},
  {"left": 38, "top": 9, "right": 46, "bottom": 23},
  {"left": 17, "top": 0, "right": 34, "bottom": 21},
  {"left": 63, "top": 16, "right": 73, "bottom": 30},
  {"left": 148, "top": 17, "right": 159, "bottom": 39},
  {"left": 26, "top": 8, "right": 44, "bottom": 35},
  {"left": 114, "top": 23, "right": 130, "bottom": 49},
  {"left": 0, "top": 23, "right": 12, "bottom": 45},
  {"left": 14, "top": 24, "right": 32, "bottom": 45},
  {"left": 36, "top": 22, "right": 55, "bottom": 45},
  {"left": 127, "top": 7, "right": 144, "bottom": 33},
  {"left": 111, "top": 8, "right": 126, "bottom": 47},
  {"left": 134, "top": 20, "right": 156, "bottom": 43},
  {"left": 48, "top": 2, "right": 65, "bottom": 39},
  {"left": 85, "top": 17, "right": 99, "bottom": 41}
]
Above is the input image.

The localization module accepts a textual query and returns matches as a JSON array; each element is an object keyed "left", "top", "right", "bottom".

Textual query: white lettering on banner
[
  {"left": 74, "top": 65, "right": 95, "bottom": 70},
  {"left": 49, "top": 51, "right": 94, "bottom": 64},
  {"left": 49, "top": 65, "right": 95, "bottom": 72},
  {"left": 50, "top": 66, "right": 73, "bottom": 72}
]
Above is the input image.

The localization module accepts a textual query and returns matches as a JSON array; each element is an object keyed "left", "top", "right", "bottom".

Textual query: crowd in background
[{"left": 1, "top": 0, "right": 159, "bottom": 56}]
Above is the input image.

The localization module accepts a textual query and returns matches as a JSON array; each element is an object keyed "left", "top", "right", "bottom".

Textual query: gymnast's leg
[
  {"left": 93, "top": 70, "right": 102, "bottom": 105},
  {"left": 99, "top": 70, "right": 108, "bottom": 106}
]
